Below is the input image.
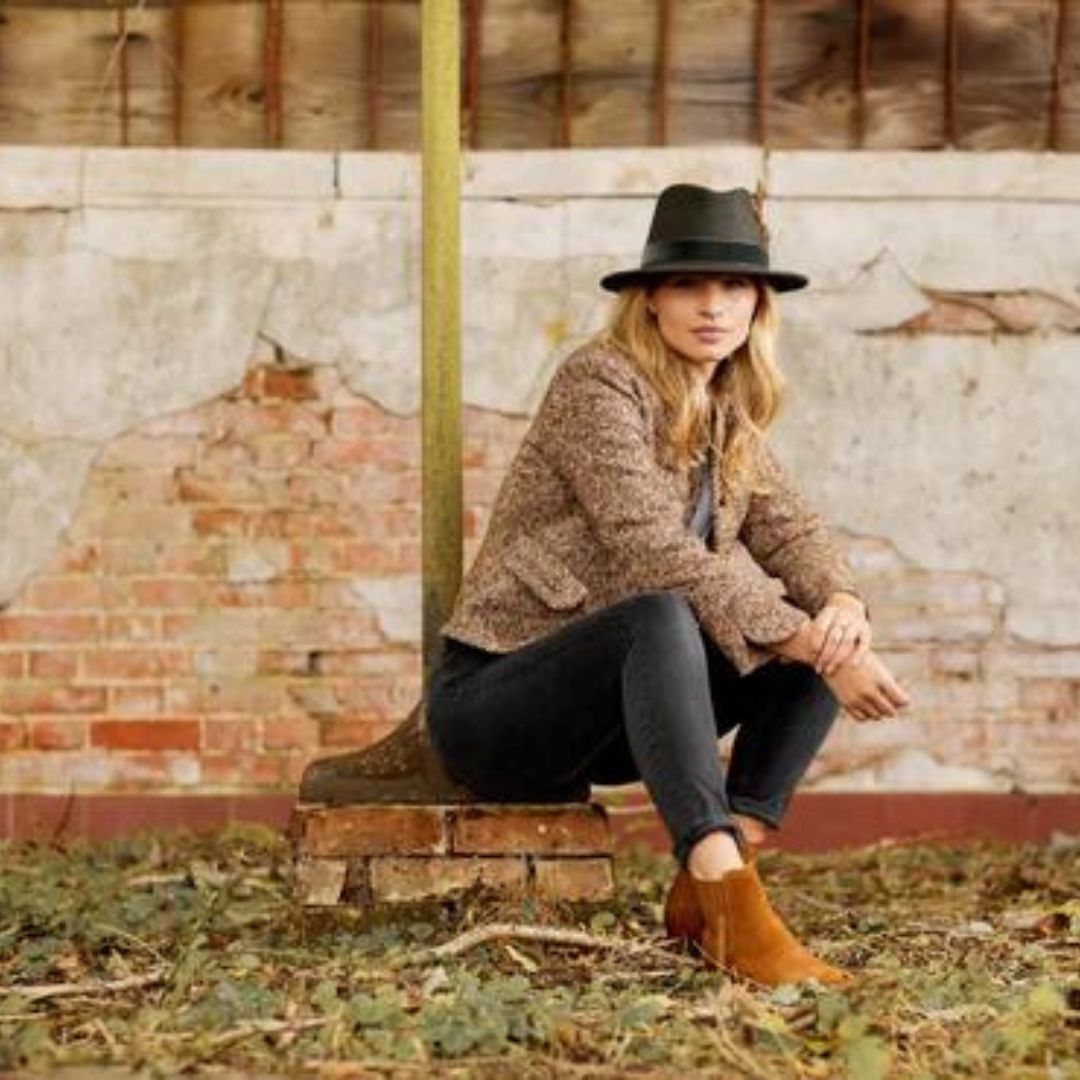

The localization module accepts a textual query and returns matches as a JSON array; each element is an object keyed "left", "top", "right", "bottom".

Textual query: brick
[
  {"left": 0, "top": 615, "right": 99, "bottom": 644},
  {"left": 295, "top": 805, "right": 450, "bottom": 858},
  {"left": 451, "top": 805, "right": 612, "bottom": 856},
  {"left": 0, "top": 652, "right": 26, "bottom": 677},
  {"left": 109, "top": 686, "right": 164, "bottom": 715},
  {"left": 197, "top": 441, "right": 256, "bottom": 472},
  {"left": 369, "top": 856, "right": 526, "bottom": 902},
  {"left": 82, "top": 649, "right": 190, "bottom": 680},
  {"left": 287, "top": 683, "right": 345, "bottom": 720},
  {"left": 90, "top": 719, "right": 200, "bottom": 751},
  {"left": 96, "top": 469, "right": 177, "bottom": 504},
  {"left": 254, "top": 367, "right": 320, "bottom": 401},
  {"left": 129, "top": 579, "right": 206, "bottom": 610},
  {"left": 257, "top": 650, "right": 317, "bottom": 676},
  {"left": 198, "top": 678, "right": 284, "bottom": 715},
  {"left": 295, "top": 858, "right": 348, "bottom": 906},
  {"left": 104, "top": 614, "right": 160, "bottom": 643},
  {"left": 100, "top": 540, "right": 165, "bottom": 576},
  {"left": 881, "top": 611, "right": 997, "bottom": 644},
  {"left": 929, "top": 648, "right": 982, "bottom": 678},
  {"left": 262, "top": 716, "right": 320, "bottom": 751},
  {"left": 159, "top": 543, "right": 227, "bottom": 576},
  {"left": 27, "top": 652, "right": 77, "bottom": 678},
  {"left": 1019, "top": 678, "right": 1074, "bottom": 712},
  {"left": 1, "top": 684, "right": 106, "bottom": 714},
  {"left": 0, "top": 718, "right": 26, "bottom": 751},
  {"left": 225, "top": 402, "right": 329, "bottom": 440},
  {"left": 253, "top": 435, "right": 312, "bottom": 469},
  {"left": 311, "top": 437, "right": 421, "bottom": 470},
  {"left": 101, "top": 507, "right": 194, "bottom": 541},
  {"left": 212, "top": 583, "right": 314, "bottom": 609},
  {"left": 29, "top": 718, "right": 87, "bottom": 751},
  {"left": 193, "top": 649, "right": 258, "bottom": 678},
  {"left": 163, "top": 611, "right": 262, "bottom": 645},
  {"left": 193, "top": 509, "right": 248, "bottom": 538},
  {"left": 287, "top": 472, "right": 347, "bottom": 506},
  {"left": 204, "top": 718, "right": 260, "bottom": 754},
  {"left": 319, "top": 718, "right": 389, "bottom": 747},
  {"left": 344, "top": 468, "right": 420, "bottom": 505},
  {"left": 993, "top": 648, "right": 1080, "bottom": 679},
  {"left": 532, "top": 858, "right": 615, "bottom": 902},
  {"left": 175, "top": 469, "right": 266, "bottom": 505},
  {"left": 330, "top": 402, "right": 401, "bottom": 439},
  {"left": 44, "top": 543, "right": 102, "bottom": 574},
  {"left": 24, "top": 579, "right": 104, "bottom": 611}
]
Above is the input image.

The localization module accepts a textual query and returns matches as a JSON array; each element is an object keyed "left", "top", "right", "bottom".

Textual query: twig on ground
[
  {"left": 5, "top": 968, "right": 167, "bottom": 1002},
  {"left": 397, "top": 922, "right": 653, "bottom": 967}
]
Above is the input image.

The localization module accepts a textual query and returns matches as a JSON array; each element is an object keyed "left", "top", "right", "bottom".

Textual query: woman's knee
[{"left": 621, "top": 590, "right": 699, "bottom": 638}]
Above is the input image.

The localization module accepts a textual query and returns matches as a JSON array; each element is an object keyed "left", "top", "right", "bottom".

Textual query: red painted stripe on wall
[{"left": 2, "top": 793, "right": 1078, "bottom": 851}]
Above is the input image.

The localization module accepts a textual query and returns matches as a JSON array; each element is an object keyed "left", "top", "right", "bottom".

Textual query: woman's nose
[{"left": 698, "top": 285, "right": 726, "bottom": 316}]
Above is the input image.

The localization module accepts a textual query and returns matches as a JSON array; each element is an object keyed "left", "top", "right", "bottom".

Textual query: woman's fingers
[
  {"left": 815, "top": 614, "right": 854, "bottom": 672},
  {"left": 882, "top": 673, "right": 912, "bottom": 708},
  {"left": 849, "top": 635, "right": 871, "bottom": 666},
  {"left": 809, "top": 614, "right": 838, "bottom": 670}
]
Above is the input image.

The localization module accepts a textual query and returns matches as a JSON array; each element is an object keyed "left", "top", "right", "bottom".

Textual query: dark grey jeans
[{"left": 427, "top": 591, "right": 840, "bottom": 867}]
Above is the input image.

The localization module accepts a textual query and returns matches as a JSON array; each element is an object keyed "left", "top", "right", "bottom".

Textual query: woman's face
[{"left": 647, "top": 272, "right": 759, "bottom": 373}]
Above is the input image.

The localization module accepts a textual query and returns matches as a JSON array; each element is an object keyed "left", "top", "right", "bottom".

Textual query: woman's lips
[{"left": 692, "top": 328, "right": 726, "bottom": 341}]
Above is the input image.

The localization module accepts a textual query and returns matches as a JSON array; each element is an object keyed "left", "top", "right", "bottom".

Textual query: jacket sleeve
[
  {"left": 533, "top": 352, "right": 809, "bottom": 675},
  {"left": 739, "top": 438, "right": 866, "bottom": 619}
]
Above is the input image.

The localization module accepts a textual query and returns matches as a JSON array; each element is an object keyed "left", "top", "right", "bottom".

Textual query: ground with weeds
[{"left": 1, "top": 824, "right": 1077, "bottom": 1077}]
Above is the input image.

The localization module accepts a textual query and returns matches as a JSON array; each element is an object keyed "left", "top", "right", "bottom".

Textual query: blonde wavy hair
[{"left": 591, "top": 279, "right": 786, "bottom": 496}]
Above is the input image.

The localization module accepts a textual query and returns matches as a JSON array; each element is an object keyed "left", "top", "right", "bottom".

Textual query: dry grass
[{"left": 1, "top": 824, "right": 1077, "bottom": 1077}]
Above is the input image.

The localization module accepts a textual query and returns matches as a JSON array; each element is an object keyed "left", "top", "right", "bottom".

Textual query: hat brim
[{"left": 599, "top": 262, "right": 808, "bottom": 294}]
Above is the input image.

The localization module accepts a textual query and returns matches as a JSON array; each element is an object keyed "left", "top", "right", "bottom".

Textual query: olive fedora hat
[{"left": 599, "top": 183, "right": 808, "bottom": 294}]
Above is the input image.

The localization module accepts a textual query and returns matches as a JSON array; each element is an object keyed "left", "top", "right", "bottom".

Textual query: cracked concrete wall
[{"left": 1, "top": 146, "right": 1078, "bottom": 794}]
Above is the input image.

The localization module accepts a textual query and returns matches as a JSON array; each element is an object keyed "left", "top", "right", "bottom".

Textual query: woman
[
  {"left": 425, "top": 184, "right": 911, "bottom": 986},
  {"left": 300, "top": 183, "right": 912, "bottom": 982}
]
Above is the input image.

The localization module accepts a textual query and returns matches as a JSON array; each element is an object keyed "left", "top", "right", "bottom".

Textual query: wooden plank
[
  {"left": 275, "top": 0, "right": 367, "bottom": 149},
  {"left": 1059, "top": 0, "right": 1080, "bottom": 151},
  {"left": 669, "top": 0, "right": 758, "bottom": 147},
  {"left": 173, "top": 2, "right": 265, "bottom": 148},
  {"left": 952, "top": 0, "right": 1058, "bottom": 150},
  {"left": 765, "top": 0, "right": 858, "bottom": 149},
  {"left": 569, "top": 0, "right": 656, "bottom": 148},
  {"left": 473, "top": 0, "right": 560, "bottom": 148},
  {"left": 860, "top": 0, "right": 946, "bottom": 149},
  {"left": 376, "top": 0, "right": 420, "bottom": 149},
  {"left": 0, "top": 4, "right": 175, "bottom": 146}
]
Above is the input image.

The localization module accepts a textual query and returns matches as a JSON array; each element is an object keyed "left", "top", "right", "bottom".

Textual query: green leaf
[
  {"left": 1024, "top": 982, "right": 1066, "bottom": 1018},
  {"left": 843, "top": 1032, "right": 892, "bottom": 1080}
]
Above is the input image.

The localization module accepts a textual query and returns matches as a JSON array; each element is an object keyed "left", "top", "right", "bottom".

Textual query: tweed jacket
[{"left": 440, "top": 342, "right": 863, "bottom": 676}]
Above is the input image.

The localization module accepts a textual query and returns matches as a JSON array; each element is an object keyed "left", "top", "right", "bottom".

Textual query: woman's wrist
[
  {"left": 771, "top": 618, "right": 817, "bottom": 666},
  {"left": 828, "top": 591, "right": 868, "bottom": 618}
]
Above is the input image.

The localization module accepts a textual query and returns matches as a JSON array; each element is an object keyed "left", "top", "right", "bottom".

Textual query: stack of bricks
[{"left": 291, "top": 802, "right": 615, "bottom": 907}]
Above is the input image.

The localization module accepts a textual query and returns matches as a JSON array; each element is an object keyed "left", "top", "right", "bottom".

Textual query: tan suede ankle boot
[
  {"left": 689, "top": 862, "right": 852, "bottom": 987},
  {"left": 664, "top": 846, "right": 758, "bottom": 948}
]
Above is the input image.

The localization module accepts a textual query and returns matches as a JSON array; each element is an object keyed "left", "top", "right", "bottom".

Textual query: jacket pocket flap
[{"left": 504, "top": 535, "right": 588, "bottom": 611}]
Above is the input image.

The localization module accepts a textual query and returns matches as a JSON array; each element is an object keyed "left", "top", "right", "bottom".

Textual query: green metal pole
[{"left": 421, "top": 0, "right": 463, "bottom": 687}]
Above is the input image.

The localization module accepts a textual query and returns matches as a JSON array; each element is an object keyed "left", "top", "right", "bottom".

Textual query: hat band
[{"left": 642, "top": 239, "right": 768, "bottom": 270}]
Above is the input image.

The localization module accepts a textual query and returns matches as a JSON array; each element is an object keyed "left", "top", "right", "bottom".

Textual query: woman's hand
[
  {"left": 823, "top": 649, "right": 911, "bottom": 722},
  {"left": 806, "top": 592, "right": 871, "bottom": 676}
]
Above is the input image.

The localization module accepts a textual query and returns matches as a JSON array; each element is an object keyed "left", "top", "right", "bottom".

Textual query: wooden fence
[{"left": 0, "top": 0, "right": 1076, "bottom": 150}]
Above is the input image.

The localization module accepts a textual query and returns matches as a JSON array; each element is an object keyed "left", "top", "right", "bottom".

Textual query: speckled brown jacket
[{"left": 440, "top": 342, "right": 863, "bottom": 676}]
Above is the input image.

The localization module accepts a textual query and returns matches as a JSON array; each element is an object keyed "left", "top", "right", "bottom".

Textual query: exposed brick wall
[
  {"left": 0, "top": 359, "right": 528, "bottom": 794},
  {"left": 0, "top": 355, "right": 1077, "bottom": 797}
]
